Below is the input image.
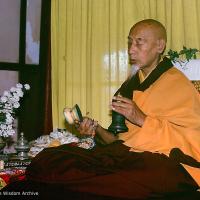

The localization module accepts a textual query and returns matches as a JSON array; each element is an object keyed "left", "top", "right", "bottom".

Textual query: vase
[{"left": 0, "top": 137, "right": 6, "bottom": 154}]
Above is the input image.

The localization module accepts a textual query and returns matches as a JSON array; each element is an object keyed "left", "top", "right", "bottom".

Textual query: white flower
[
  {"left": 6, "top": 117, "right": 13, "bottom": 124},
  {"left": 3, "top": 91, "right": 9, "bottom": 96},
  {"left": 10, "top": 87, "right": 16, "bottom": 92},
  {"left": 8, "top": 129, "right": 15, "bottom": 135},
  {"left": 13, "top": 102, "right": 20, "bottom": 108},
  {"left": 15, "top": 89, "right": 24, "bottom": 97},
  {"left": 16, "top": 83, "right": 23, "bottom": 88},
  {"left": 0, "top": 83, "right": 30, "bottom": 137},
  {"left": 5, "top": 113, "right": 13, "bottom": 123},
  {"left": 24, "top": 84, "right": 30, "bottom": 90},
  {"left": 0, "top": 96, "right": 7, "bottom": 103},
  {"left": 0, "top": 124, "right": 7, "bottom": 130},
  {"left": 12, "top": 94, "right": 20, "bottom": 102}
]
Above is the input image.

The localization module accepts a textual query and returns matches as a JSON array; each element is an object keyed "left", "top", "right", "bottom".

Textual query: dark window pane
[
  {"left": 0, "top": 0, "right": 20, "bottom": 62},
  {"left": 26, "top": 0, "right": 41, "bottom": 64}
]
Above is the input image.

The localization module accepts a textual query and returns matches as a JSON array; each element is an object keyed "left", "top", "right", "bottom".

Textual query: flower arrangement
[
  {"left": 166, "top": 46, "right": 200, "bottom": 63},
  {"left": 0, "top": 83, "right": 30, "bottom": 138}
]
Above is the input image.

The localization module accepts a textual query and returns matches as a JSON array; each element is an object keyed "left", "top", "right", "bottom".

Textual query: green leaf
[{"left": 167, "top": 46, "right": 199, "bottom": 62}]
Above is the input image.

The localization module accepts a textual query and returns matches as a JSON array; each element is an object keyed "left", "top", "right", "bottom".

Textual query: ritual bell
[{"left": 108, "top": 110, "right": 128, "bottom": 135}]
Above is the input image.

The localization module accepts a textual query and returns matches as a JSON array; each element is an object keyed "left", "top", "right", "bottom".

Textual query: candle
[{"left": 0, "top": 160, "right": 4, "bottom": 170}]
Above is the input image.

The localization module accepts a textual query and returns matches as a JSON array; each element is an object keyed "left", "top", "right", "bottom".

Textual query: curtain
[
  {"left": 51, "top": 0, "right": 200, "bottom": 130},
  {"left": 43, "top": 31, "right": 53, "bottom": 135}
]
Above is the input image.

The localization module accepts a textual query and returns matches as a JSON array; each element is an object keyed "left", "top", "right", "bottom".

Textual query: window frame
[{"left": 0, "top": 0, "right": 51, "bottom": 141}]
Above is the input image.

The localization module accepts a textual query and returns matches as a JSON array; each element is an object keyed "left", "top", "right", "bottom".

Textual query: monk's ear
[{"left": 157, "top": 39, "right": 166, "bottom": 54}]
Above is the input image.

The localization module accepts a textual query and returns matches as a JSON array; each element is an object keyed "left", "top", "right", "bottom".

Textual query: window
[{"left": 0, "top": 0, "right": 51, "bottom": 143}]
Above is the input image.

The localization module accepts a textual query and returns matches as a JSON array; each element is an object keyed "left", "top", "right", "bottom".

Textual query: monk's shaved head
[
  {"left": 130, "top": 19, "right": 167, "bottom": 42},
  {"left": 128, "top": 19, "right": 167, "bottom": 73}
]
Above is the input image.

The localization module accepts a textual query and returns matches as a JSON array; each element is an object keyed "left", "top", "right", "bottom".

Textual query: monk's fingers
[
  {"left": 74, "top": 120, "right": 80, "bottom": 129},
  {"left": 86, "top": 125, "right": 95, "bottom": 135},
  {"left": 77, "top": 117, "right": 97, "bottom": 135},
  {"left": 111, "top": 105, "right": 127, "bottom": 116},
  {"left": 86, "top": 119, "right": 98, "bottom": 131},
  {"left": 79, "top": 123, "right": 96, "bottom": 136},
  {"left": 93, "top": 120, "right": 98, "bottom": 128},
  {"left": 112, "top": 96, "right": 133, "bottom": 104},
  {"left": 79, "top": 117, "right": 92, "bottom": 129},
  {"left": 112, "top": 101, "right": 131, "bottom": 109},
  {"left": 88, "top": 121, "right": 98, "bottom": 137}
]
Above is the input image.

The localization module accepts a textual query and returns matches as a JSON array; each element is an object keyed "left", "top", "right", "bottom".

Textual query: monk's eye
[
  {"left": 127, "top": 39, "right": 132, "bottom": 48},
  {"left": 136, "top": 38, "right": 144, "bottom": 45}
]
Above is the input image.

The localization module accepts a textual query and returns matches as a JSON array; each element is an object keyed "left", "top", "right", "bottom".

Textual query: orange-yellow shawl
[{"left": 119, "top": 67, "right": 200, "bottom": 186}]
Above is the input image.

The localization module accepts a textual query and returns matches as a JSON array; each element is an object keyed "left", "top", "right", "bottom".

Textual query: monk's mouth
[{"left": 129, "top": 58, "right": 137, "bottom": 64}]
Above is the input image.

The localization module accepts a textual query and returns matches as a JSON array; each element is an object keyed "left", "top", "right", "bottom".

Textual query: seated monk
[{"left": 3, "top": 19, "right": 200, "bottom": 200}]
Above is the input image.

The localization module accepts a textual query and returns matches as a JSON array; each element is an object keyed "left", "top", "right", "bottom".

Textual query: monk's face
[{"left": 128, "top": 23, "right": 165, "bottom": 71}]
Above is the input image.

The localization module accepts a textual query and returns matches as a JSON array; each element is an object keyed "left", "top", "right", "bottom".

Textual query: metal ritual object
[
  {"left": 63, "top": 104, "right": 83, "bottom": 124},
  {"left": 14, "top": 132, "right": 30, "bottom": 160},
  {"left": 108, "top": 94, "right": 128, "bottom": 135}
]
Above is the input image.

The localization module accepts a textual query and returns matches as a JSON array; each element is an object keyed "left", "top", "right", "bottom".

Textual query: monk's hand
[
  {"left": 74, "top": 117, "right": 98, "bottom": 137},
  {"left": 111, "top": 96, "right": 146, "bottom": 127}
]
